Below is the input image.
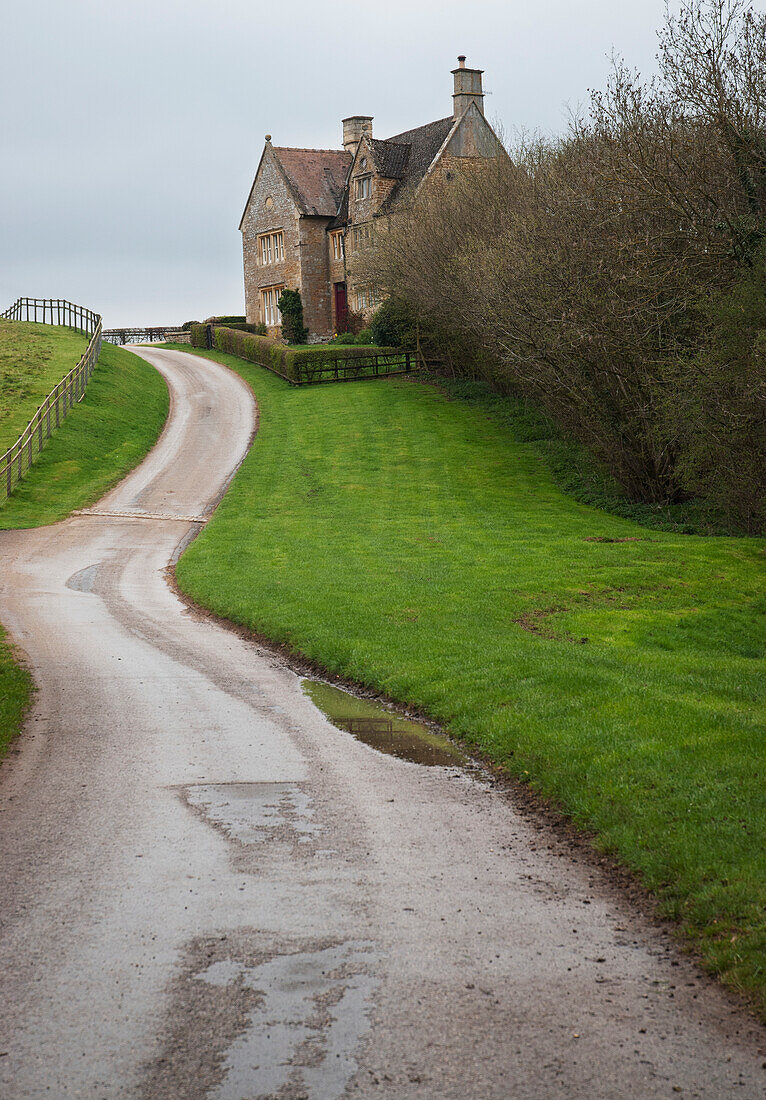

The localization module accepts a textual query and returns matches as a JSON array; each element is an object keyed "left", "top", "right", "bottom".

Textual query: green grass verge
[
  {"left": 0, "top": 321, "right": 89, "bottom": 455},
  {"left": 0, "top": 626, "right": 33, "bottom": 760},
  {"left": 0, "top": 342, "right": 169, "bottom": 529},
  {"left": 169, "top": 345, "right": 766, "bottom": 1011}
]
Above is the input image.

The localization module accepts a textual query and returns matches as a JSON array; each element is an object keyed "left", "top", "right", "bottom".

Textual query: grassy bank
[
  {"left": 428, "top": 375, "right": 747, "bottom": 537},
  {"left": 0, "top": 342, "right": 168, "bottom": 529},
  {"left": 170, "top": 346, "right": 765, "bottom": 1011},
  {"left": 0, "top": 321, "right": 89, "bottom": 454},
  {"left": 0, "top": 627, "right": 33, "bottom": 760}
]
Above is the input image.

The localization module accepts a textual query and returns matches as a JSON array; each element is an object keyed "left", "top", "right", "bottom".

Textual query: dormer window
[{"left": 355, "top": 176, "right": 371, "bottom": 200}]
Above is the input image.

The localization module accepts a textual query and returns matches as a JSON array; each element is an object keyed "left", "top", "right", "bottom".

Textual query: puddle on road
[
  {"left": 65, "top": 563, "right": 100, "bottom": 593},
  {"left": 302, "top": 679, "right": 468, "bottom": 768}
]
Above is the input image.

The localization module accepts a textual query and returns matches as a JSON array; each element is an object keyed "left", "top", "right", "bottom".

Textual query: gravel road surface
[{"left": 0, "top": 347, "right": 764, "bottom": 1098}]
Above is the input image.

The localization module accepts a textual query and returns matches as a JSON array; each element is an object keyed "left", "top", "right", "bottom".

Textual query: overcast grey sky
[{"left": 2, "top": 0, "right": 670, "bottom": 326}]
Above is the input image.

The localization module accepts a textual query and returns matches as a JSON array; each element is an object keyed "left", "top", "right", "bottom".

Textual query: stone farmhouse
[{"left": 239, "top": 58, "right": 504, "bottom": 342}]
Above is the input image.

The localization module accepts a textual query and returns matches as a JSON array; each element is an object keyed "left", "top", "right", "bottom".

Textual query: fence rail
[
  {"left": 1, "top": 297, "right": 99, "bottom": 333},
  {"left": 292, "top": 350, "right": 417, "bottom": 385},
  {"left": 0, "top": 298, "right": 102, "bottom": 504},
  {"left": 102, "top": 327, "right": 180, "bottom": 344}
]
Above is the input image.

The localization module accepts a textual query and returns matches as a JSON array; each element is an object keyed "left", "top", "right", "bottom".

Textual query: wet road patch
[
  {"left": 141, "top": 934, "right": 377, "bottom": 1100},
  {"left": 180, "top": 782, "right": 319, "bottom": 848},
  {"left": 65, "top": 563, "right": 101, "bottom": 593},
  {"left": 302, "top": 679, "right": 467, "bottom": 768}
]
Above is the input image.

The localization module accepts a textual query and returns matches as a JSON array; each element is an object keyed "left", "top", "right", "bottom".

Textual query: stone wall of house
[
  {"left": 241, "top": 147, "right": 301, "bottom": 336},
  {"left": 346, "top": 136, "right": 376, "bottom": 229},
  {"left": 344, "top": 136, "right": 396, "bottom": 323},
  {"left": 298, "top": 217, "right": 335, "bottom": 342},
  {"left": 443, "top": 102, "right": 501, "bottom": 158},
  {"left": 327, "top": 233, "right": 347, "bottom": 333}
]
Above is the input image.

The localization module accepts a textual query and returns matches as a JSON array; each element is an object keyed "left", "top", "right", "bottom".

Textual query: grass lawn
[
  {"left": 0, "top": 341, "right": 168, "bottom": 529},
  {"left": 170, "top": 344, "right": 766, "bottom": 1012},
  {"left": 0, "top": 321, "right": 90, "bottom": 455}
]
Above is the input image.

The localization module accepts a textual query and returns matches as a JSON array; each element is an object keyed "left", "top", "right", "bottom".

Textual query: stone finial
[{"left": 265, "top": 134, "right": 272, "bottom": 142}]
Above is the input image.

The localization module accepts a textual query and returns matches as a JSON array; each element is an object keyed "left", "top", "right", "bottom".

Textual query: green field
[
  {"left": 170, "top": 345, "right": 766, "bottom": 1011},
  {"left": 0, "top": 340, "right": 168, "bottom": 529},
  {"left": 0, "top": 321, "right": 89, "bottom": 455},
  {"left": 0, "top": 332, "right": 168, "bottom": 758}
]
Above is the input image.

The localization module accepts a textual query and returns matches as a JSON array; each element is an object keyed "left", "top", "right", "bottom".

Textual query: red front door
[{"left": 334, "top": 282, "right": 348, "bottom": 333}]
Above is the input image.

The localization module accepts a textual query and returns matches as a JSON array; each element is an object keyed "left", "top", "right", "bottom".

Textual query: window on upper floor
[
  {"left": 259, "top": 231, "right": 284, "bottom": 265},
  {"left": 330, "top": 230, "right": 345, "bottom": 261},
  {"left": 350, "top": 223, "right": 371, "bottom": 251},
  {"left": 354, "top": 176, "right": 371, "bottom": 201}
]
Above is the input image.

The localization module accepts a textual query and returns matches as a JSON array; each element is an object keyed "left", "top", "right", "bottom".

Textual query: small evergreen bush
[{"left": 277, "top": 289, "right": 308, "bottom": 344}]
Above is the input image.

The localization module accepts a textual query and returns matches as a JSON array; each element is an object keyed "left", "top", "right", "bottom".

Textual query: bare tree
[{"left": 365, "top": 0, "right": 766, "bottom": 524}]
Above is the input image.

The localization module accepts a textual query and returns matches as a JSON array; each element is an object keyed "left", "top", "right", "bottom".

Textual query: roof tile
[{"left": 273, "top": 147, "right": 352, "bottom": 216}]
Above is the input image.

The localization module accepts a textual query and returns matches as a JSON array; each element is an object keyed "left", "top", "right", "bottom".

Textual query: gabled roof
[
  {"left": 369, "top": 138, "right": 410, "bottom": 179},
  {"left": 374, "top": 116, "right": 456, "bottom": 210},
  {"left": 328, "top": 116, "right": 459, "bottom": 227},
  {"left": 272, "top": 147, "right": 352, "bottom": 216}
]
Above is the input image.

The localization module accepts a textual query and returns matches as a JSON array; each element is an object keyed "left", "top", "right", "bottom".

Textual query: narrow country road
[{"left": 0, "top": 347, "right": 764, "bottom": 1099}]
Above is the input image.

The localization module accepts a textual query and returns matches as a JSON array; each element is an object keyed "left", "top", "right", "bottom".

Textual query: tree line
[{"left": 362, "top": 0, "right": 766, "bottom": 533}]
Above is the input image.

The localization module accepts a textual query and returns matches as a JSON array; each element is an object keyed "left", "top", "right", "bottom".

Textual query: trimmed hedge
[
  {"left": 190, "top": 323, "right": 210, "bottom": 348},
  {"left": 212, "top": 326, "right": 294, "bottom": 378},
  {"left": 191, "top": 325, "right": 411, "bottom": 384}
]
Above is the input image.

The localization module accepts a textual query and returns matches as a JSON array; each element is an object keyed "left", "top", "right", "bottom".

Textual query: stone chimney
[
  {"left": 451, "top": 56, "right": 484, "bottom": 118},
  {"left": 342, "top": 116, "right": 373, "bottom": 156}
]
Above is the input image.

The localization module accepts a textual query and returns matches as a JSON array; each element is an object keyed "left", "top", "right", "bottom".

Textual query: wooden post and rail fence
[{"left": 0, "top": 298, "right": 103, "bottom": 504}]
